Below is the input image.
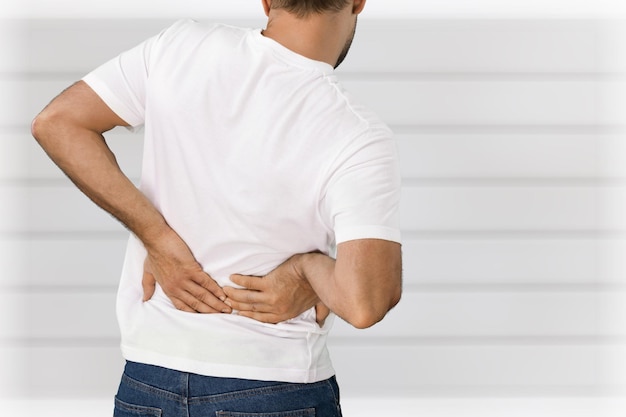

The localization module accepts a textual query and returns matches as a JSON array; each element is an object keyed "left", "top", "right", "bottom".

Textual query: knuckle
[
  {"left": 173, "top": 300, "right": 190, "bottom": 313},
  {"left": 203, "top": 280, "right": 219, "bottom": 292},
  {"left": 188, "top": 299, "right": 201, "bottom": 312},
  {"left": 194, "top": 290, "right": 211, "bottom": 303}
]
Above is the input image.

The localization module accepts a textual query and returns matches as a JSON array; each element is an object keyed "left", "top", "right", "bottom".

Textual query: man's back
[{"left": 83, "top": 19, "right": 400, "bottom": 383}]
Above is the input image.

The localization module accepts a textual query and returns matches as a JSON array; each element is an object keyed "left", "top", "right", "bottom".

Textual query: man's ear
[
  {"left": 262, "top": 0, "right": 271, "bottom": 16},
  {"left": 353, "top": 0, "right": 366, "bottom": 15}
]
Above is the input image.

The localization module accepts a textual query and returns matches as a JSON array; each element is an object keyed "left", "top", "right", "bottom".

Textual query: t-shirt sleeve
[
  {"left": 321, "top": 126, "right": 402, "bottom": 245},
  {"left": 81, "top": 19, "right": 193, "bottom": 129}
]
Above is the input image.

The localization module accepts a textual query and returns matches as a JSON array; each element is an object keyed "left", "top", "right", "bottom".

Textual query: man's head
[{"left": 269, "top": 0, "right": 351, "bottom": 18}]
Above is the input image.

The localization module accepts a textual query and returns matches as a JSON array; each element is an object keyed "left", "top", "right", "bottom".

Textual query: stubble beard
[{"left": 334, "top": 17, "right": 357, "bottom": 69}]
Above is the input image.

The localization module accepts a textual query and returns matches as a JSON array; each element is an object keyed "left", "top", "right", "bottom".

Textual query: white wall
[{"left": 1, "top": 5, "right": 626, "bottom": 417}]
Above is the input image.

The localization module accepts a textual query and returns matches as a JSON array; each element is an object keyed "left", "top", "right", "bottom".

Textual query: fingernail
[
  {"left": 220, "top": 295, "right": 227, "bottom": 301},
  {"left": 222, "top": 308, "right": 231, "bottom": 313},
  {"left": 224, "top": 299, "right": 232, "bottom": 307}
]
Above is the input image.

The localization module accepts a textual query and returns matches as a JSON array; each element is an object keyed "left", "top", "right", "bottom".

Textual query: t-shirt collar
[{"left": 251, "top": 28, "right": 335, "bottom": 75}]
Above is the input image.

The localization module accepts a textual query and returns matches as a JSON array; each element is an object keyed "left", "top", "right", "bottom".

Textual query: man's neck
[{"left": 261, "top": 10, "right": 350, "bottom": 67}]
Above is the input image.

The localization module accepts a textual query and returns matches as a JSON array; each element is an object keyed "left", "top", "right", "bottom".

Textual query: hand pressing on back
[
  {"left": 223, "top": 254, "right": 330, "bottom": 326},
  {"left": 141, "top": 227, "right": 232, "bottom": 314}
]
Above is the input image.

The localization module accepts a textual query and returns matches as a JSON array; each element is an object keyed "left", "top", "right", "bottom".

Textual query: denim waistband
[{"left": 122, "top": 361, "right": 338, "bottom": 404}]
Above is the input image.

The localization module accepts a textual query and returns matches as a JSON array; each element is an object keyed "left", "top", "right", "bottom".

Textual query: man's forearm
[
  {"left": 31, "top": 82, "right": 170, "bottom": 246},
  {"left": 31, "top": 81, "right": 231, "bottom": 313},
  {"left": 33, "top": 118, "right": 169, "bottom": 245},
  {"left": 293, "top": 252, "right": 374, "bottom": 328},
  {"left": 294, "top": 240, "right": 402, "bottom": 329}
]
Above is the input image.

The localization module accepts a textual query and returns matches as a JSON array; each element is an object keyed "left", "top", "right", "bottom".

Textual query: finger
[
  {"left": 168, "top": 270, "right": 230, "bottom": 310},
  {"left": 230, "top": 274, "right": 266, "bottom": 291},
  {"left": 223, "top": 297, "right": 262, "bottom": 313},
  {"left": 223, "top": 286, "right": 267, "bottom": 306},
  {"left": 163, "top": 281, "right": 222, "bottom": 313},
  {"left": 182, "top": 290, "right": 227, "bottom": 314},
  {"left": 193, "top": 272, "right": 228, "bottom": 302},
  {"left": 158, "top": 280, "right": 222, "bottom": 313},
  {"left": 181, "top": 292, "right": 222, "bottom": 313},
  {"left": 142, "top": 270, "right": 156, "bottom": 302},
  {"left": 183, "top": 281, "right": 232, "bottom": 313},
  {"left": 169, "top": 296, "right": 199, "bottom": 313},
  {"left": 237, "top": 310, "right": 280, "bottom": 324}
]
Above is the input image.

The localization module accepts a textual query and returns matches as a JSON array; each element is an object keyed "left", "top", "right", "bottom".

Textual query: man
[{"left": 31, "top": 0, "right": 402, "bottom": 415}]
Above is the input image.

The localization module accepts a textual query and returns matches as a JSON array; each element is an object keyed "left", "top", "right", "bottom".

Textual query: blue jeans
[{"left": 114, "top": 361, "right": 343, "bottom": 417}]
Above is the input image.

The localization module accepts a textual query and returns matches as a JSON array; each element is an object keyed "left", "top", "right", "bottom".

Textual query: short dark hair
[{"left": 271, "top": 0, "right": 351, "bottom": 17}]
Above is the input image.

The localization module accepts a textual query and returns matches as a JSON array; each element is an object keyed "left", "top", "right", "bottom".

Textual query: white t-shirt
[{"left": 83, "top": 19, "right": 401, "bottom": 383}]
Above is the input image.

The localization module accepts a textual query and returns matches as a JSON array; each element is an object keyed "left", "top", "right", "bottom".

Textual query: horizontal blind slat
[
  {"left": 1, "top": 344, "right": 624, "bottom": 397},
  {"left": 2, "top": 237, "right": 625, "bottom": 287},
  {"left": 2, "top": 291, "right": 624, "bottom": 339},
  {"left": 3, "top": 184, "right": 625, "bottom": 232},
  {"left": 4, "top": 132, "right": 626, "bottom": 181},
  {"left": 5, "top": 78, "right": 626, "bottom": 127},
  {"left": 3, "top": 19, "right": 625, "bottom": 73}
]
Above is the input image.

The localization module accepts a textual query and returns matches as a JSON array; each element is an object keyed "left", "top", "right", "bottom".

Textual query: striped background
[{"left": 1, "top": 16, "right": 626, "bottom": 416}]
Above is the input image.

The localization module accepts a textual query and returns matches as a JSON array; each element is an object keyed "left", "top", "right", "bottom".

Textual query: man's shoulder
[
  {"left": 155, "top": 19, "right": 251, "bottom": 49},
  {"left": 334, "top": 87, "right": 393, "bottom": 140}
]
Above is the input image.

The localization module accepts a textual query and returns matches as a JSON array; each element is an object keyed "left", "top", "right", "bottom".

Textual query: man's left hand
[{"left": 223, "top": 255, "right": 329, "bottom": 325}]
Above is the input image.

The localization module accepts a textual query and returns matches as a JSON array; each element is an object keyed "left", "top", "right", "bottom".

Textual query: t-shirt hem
[{"left": 120, "top": 344, "right": 336, "bottom": 384}]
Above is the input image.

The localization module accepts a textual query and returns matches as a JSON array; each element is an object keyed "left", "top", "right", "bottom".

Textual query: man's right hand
[{"left": 141, "top": 227, "right": 232, "bottom": 314}]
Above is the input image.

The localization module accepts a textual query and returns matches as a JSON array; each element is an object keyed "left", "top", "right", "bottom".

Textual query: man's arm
[
  {"left": 295, "top": 239, "right": 402, "bottom": 329},
  {"left": 31, "top": 81, "right": 231, "bottom": 314},
  {"left": 226, "top": 238, "right": 402, "bottom": 329}
]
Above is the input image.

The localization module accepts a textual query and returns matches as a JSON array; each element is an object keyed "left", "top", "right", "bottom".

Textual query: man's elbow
[
  {"left": 347, "top": 284, "right": 402, "bottom": 330},
  {"left": 31, "top": 112, "right": 46, "bottom": 142},
  {"left": 31, "top": 108, "right": 58, "bottom": 144}
]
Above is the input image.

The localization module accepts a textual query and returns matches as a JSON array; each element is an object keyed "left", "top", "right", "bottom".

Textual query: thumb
[{"left": 315, "top": 302, "right": 330, "bottom": 327}]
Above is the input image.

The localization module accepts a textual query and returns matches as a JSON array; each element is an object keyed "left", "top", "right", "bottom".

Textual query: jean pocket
[
  {"left": 114, "top": 397, "right": 163, "bottom": 416},
  {"left": 216, "top": 408, "right": 315, "bottom": 417}
]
